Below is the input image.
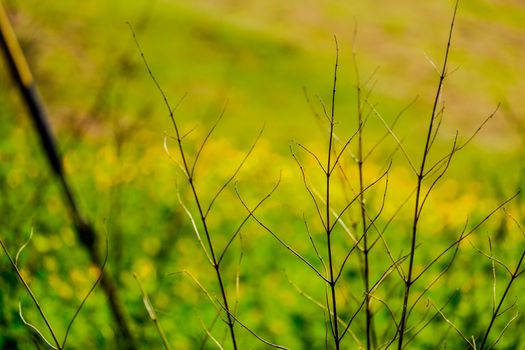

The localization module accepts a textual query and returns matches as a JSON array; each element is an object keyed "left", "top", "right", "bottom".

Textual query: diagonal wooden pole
[{"left": 0, "top": 3, "right": 136, "bottom": 349}]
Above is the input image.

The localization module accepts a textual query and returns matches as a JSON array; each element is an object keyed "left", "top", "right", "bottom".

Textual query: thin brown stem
[
  {"left": 130, "top": 27, "right": 238, "bottom": 348},
  {"left": 0, "top": 238, "right": 61, "bottom": 349},
  {"left": 354, "top": 46, "right": 374, "bottom": 350},
  {"left": 397, "top": 2, "right": 460, "bottom": 348},
  {"left": 479, "top": 217, "right": 525, "bottom": 349},
  {"left": 326, "top": 35, "right": 341, "bottom": 349}
]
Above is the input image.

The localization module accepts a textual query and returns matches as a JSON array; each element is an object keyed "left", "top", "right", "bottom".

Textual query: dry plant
[
  {"left": 130, "top": 24, "right": 288, "bottom": 350},
  {"left": 0, "top": 228, "right": 106, "bottom": 349},
  {"left": 3, "top": 0, "right": 524, "bottom": 349},
  {"left": 34, "top": 1, "right": 518, "bottom": 348},
  {"left": 235, "top": 0, "right": 521, "bottom": 348}
]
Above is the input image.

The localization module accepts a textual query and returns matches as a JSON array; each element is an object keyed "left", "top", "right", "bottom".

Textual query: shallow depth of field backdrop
[{"left": 1, "top": 0, "right": 525, "bottom": 349}]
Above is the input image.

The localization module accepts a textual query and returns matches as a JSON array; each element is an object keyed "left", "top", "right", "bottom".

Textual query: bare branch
[
  {"left": 487, "top": 311, "right": 519, "bottom": 350},
  {"left": 366, "top": 99, "right": 417, "bottom": 175},
  {"left": 303, "top": 214, "right": 328, "bottom": 274},
  {"left": 364, "top": 96, "right": 418, "bottom": 162},
  {"left": 432, "top": 302, "right": 474, "bottom": 348},
  {"left": 332, "top": 163, "right": 391, "bottom": 232},
  {"left": 205, "top": 125, "right": 264, "bottom": 218},
  {"left": 219, "top": 175, "right": 281, "bottom": 263},
  {"left": 1, "top": 237, "right": 61, "bottom": 348},
  {"left": 297, "top": 143, "right": 326, "bottom": 173},
  {"left": 417, "top": 132, "right": 458, "bottom": 218},
  {"left": 191, "top": 102, "right": 228, "bottom": 178},
  {"left": 62, "top": 235, "right": 108, "bottom": 348},
  {"left": 235, "top": 185, "right": 328, "bottom": 282},
  {"left": 291, "top": 145, "right": 327, "bottom": 230}
]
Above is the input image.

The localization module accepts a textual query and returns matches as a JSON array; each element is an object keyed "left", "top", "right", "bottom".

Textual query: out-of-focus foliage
[{"left": 1, "top": 0, "right": 524, "bottom": 348}]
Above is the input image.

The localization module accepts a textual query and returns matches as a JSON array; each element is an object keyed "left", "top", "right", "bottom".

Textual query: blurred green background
[{"left": 1, "top": 0, "right": 524, "bottom": 348}]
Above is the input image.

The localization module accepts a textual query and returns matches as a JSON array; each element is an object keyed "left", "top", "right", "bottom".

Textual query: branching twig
[{"left": 396, "top": 2, "right": 460, "bottom": 348}]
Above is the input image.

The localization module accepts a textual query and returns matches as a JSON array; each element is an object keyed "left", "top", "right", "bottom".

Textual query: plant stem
[
  {"left": 357, "top": 80, "right": 373, "bottom": 350},
  {"left": 0, "top": 238, "right": 61, "bottom": 349},
  {"left": 131, "top": 28, "right": 238, "bottom": 348},
  {"left": 179, "top": 137, "right": 238, "bottom": 350},
  {"left": 479, "top": 246, "right": 525, "bottom": 349},
  {"left": 397, "top": 2, "right": 459, "bottom": 348},
  {"left": 326, "top": 35, "right": 340, "bottom": 349}
]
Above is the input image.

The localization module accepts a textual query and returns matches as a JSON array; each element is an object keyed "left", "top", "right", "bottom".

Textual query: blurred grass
[
  {"left": 7, "top": 0, "right": 524, "bottom": 145},
  {"left": 1, "top": 0, "right": 525, "bottom": 348}
]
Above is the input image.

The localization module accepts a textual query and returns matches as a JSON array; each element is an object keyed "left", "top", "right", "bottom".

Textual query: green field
[{"left": 1, "top": 0, "right": 525, "bottom": 349}]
